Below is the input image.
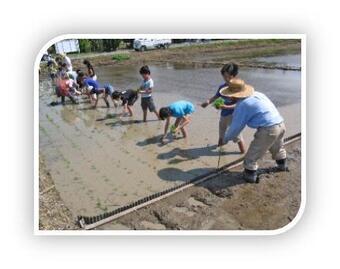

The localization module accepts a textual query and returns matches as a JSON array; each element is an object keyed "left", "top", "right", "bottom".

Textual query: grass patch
[
  {"left": 112, "top": 53, "right": 130, "bottom": 61},
  {"left": 171, "top": 39, "right": 300, "bottom": 53}
]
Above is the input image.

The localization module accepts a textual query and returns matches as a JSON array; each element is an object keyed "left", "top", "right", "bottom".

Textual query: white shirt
[
  {"left": 63, "top": 56, "right": 72, "bottom": 72},
  {"left": 140, "top": 78, "right": 154, "bottom": 98}
]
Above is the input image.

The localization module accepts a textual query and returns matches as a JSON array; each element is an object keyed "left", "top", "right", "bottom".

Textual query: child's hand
[
  {"left": 200, "top": 102, "right": 209, "bottom": 108},
  {"left": 213, "top": 97, "right": 225, "bottom": 109}
]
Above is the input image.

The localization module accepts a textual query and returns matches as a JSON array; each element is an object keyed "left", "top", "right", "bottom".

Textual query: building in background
[{"left": 54, "top": 39, "right": 80, "bottom": 54}]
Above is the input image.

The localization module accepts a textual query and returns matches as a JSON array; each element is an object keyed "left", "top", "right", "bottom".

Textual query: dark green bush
[
  {"left": 90, "top": 39, "right": 104, "bottom": 52},
  {"left": 79, "top": 39, "right": 92, "bottom": 53},
  {"left": 103, "top": 39, "right": 121, "bottom": 52}
]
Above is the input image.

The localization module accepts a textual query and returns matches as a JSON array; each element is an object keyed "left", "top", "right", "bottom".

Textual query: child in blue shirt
[
  {"left": 81, "top": 76, "right": 115, "bottom": 108},
  {"left": 159, "top": 100, "right": 195, "bottom": 143}
]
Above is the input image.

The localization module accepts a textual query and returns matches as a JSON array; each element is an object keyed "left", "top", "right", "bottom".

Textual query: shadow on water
[
  {"left": 106, "top": 119, "right": 159, "bottom": 128},
  {"left": 78, "top": 105, "right": 110, "bottom": 111},
  {"left": 96, "top": 113, "right": 123, "bottom": 122},
  {"left": 158, "top": 145, "right": 240, "bottom": 162},
  {"left": 136, "top": 134, "right": 164, "bottom": 147},
  {"left": 157, "top": 165, "right": 288, "bottom": 196}
]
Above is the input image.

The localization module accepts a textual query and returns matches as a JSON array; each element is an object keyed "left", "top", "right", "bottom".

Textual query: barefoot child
[
  {"left": 83, "top": 59, "right": 97, "bottom": 80},
  {"left": 138, "top": 65, "right": 160, "bottom": 121},
  {"left": 159, "top": 100, "right": 195, "bottom": 144},
  {"left": 81, "top": 76, "right": 114, "bottom": 108},
  {"left": 111, "top": 89, "right": 139, "bottom": 116},
  {"left": 55, "top": 72, "right": 78, "bottom": 105},
  {"left": 201, "top": 62, "right": 246, "bottom": 153}
]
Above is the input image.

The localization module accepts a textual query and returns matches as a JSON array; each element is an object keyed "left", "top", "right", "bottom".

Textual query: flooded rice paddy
[{"left": 39, "top": 56, "right": 301, "bottom": 217}]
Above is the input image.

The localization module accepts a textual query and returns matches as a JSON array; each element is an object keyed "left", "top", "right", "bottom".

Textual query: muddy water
[
  {"left": 254, "top": 54, "right": 301, "bottom": 68},
  {"left": 96, "top": 62, "right": 301, "bottom": 106},
  {"left": 39, "top": 58, "right": 301, "bottom": 217}
]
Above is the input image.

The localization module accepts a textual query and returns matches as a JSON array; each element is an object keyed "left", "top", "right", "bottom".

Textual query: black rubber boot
[
  {"left": 104, "top": 99, "right": 110, "bottom": 108},
  {"left": 243, "top": 169, "right": 258, "bottom": 183},
  {"left": 276, "top": 158, "right": 288, "bottom": 171},
  {"left": 61, "top": 96, "right": 65, "bottom": 105}
]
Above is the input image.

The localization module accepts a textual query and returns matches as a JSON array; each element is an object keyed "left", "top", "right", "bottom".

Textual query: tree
[
  {"left": 103, "top": 39, "right": 121, "bottom": 52},
  {"left": 79, "top": 39, "right": 92, "bottom": 53},
  {"left": 90, "top": 40, "right": 104, "bottom": 52}
]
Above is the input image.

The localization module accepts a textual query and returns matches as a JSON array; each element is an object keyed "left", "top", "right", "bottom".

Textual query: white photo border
[{"left": 34, "top": 34, "right": 306, "bottom": 236}]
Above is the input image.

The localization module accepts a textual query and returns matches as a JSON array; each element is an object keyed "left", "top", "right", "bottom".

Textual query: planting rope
[{"left": 77, "top": 132, "right": 301, "bottom": 229}]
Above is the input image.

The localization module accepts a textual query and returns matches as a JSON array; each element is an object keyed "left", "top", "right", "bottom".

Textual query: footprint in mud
[
  {"left": 95, "top": 199, "right": 108, "bottom": 212},
  {"left": 102, "top": 175, "right": 110, "bottom": 182},
  {"left": 127, "top": 171, "right": 132, "bottom": 174}
]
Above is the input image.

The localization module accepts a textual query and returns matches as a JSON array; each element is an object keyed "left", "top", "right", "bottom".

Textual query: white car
[{"left": 133, "top": 39, "right": 171, "bottom": 51}]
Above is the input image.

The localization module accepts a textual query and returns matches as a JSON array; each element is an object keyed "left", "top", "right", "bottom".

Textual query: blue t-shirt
[
  {"left": 169, "top": 100, "right": 195, "bottom": 118},
  {"left": 214, "top": 82, "right": 235, "bottom": 117},
  {"left": 224, "top": 91, "right": 284, "bottom": 142},
  {"left": 103, "top": 83, "right": 114, "bottom": 95},
  {"left": 84, "top": 78, "right": 99, "bottom": 90}
]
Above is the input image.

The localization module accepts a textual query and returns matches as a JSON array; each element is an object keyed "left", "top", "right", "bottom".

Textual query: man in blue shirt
[
  {"left": 201, "top": 63, "right": 246, "bottom": 153},
  {"left": 220, "top": 78, "right": 287, "bottom": 183}
]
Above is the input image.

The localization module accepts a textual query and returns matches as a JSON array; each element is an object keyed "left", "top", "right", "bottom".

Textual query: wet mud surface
[
  {"left": 39, "top": 49, "right": 301, "bottom": 229},
  {"left": 99, "top": 140, "right": 301, "bottom": 230}
]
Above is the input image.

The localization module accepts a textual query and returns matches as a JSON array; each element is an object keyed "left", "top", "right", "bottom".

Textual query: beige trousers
[
  {"left": 244, "top": 122, "right": 287, "bottom": 171},
  {"left": 219, "top": 115, "right": 243, "bottom": 143}
]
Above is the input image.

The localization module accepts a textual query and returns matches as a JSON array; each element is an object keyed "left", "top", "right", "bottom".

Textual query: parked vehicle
[{"left": 133, "top": 39, "right": 171, "bottom": 51}]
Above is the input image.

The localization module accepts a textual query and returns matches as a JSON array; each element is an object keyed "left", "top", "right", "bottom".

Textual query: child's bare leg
[
  {"left": 174, "top": 118, "right": 181, "bottom": 128},
  {"left": 180, "top": 127, "right": 188, "bottom": 138},
  {"left": 237, "top": 139, "right": 246, "bottom": 154},
  {"left": 127, "top": 106, "right": 133, "bottom": 116},
  {"left": 154, "top": 110, "right": 160, "bottom": 120},
  {"left": 179, "top": 116, "right": 191, "bottom": 138},
  {"left": 143, "top": 109, "right": 147, "bottom": 122},
  {"left": 103, "top": 94, "right": 110, "bottom": 108},
  {"left": 92, "top": 94, "right": 99, "bottom": 108}
]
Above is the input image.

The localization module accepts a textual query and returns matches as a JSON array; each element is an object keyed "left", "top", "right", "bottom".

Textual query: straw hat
[{"left": 219, "top": 78, "right": 254, "bottom": 98}]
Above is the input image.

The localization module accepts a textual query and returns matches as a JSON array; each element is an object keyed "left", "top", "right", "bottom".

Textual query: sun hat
[{"left": 219, "top": 78, "right": 254, "bottom": 98}]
